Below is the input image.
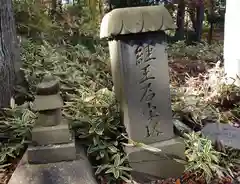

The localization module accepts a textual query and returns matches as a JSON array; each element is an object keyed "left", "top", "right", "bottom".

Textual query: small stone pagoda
[
  {"left": 28, "top": 75, "right": 76, "bottom": 164},
  {"left": 8, "top": 76, "right": 98, "bottom": 184}
]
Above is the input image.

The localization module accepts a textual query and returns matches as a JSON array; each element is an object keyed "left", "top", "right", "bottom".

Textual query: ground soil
[{"left": 1, "top": 28, "right": 234, "bottom": 184}]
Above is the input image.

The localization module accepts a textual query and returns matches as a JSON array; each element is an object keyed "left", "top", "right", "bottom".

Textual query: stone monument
[
  {"left": 202, "top": 123, "right": 240, "bottom": 150},
  {"left": 100, "top": 5, "right": 185, "bottom": 180},
  {"left": 29, "top": 76, "right": 76, "bottom": 163},
  {"left": 8, "top": 76, "right": 97, "bottom": 184}
]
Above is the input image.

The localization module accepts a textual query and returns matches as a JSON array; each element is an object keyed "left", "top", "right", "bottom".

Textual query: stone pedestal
[
  {"left": 31, "top": 120, "right": 72, "bottom": 146},
  {"left": 28, "top": 141, "right": 76, "bottom": 164},
  {"left": 100, "top": 5, "right": 185, "bottom": 179},
  {"left": 8, "top": 76, "right": 97, "bottom": 184},
  {"left": 126, "top": 138, "right": 185, "bottom": 179},
  {"left": 27, "top": 76, "right": 76, "bottom": 164},
  {"left": 202, "top": 123, "right": 240, "bottom": 150},
  {"left": 8, "top": 144, "right": 97, "bottom": 184}
]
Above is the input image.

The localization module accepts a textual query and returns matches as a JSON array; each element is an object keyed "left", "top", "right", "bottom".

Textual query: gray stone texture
[
  {"left": 202, "top": 123, "right": 240, "bottom": 149},
  {"left": 32, "top": 77, "right": 63, "bottom": 111},
  {"left": 99, "top": 5, "right": 176, "bottom": 39},
  {"left": 126, "top": 137, "right": 185, "bottom": 178},
  {"left": 8, "top": 144, "right": 98, "bottom": 184},
  {"left": 32, "top": 94, "right": 64, "bottom": 111},
  {"left": 32, "top": 119, "right": 72, "bottom": 145},
  {"left": 36, "top": 79, "right": 60, "bottom": 95},
  {"left": 100, "top": 6, "right": 185, "bottom": 179},
  {"left": 35, "top": 109, "right": 62, "bottom": 127},
  {"left": 27, "top": 141, "right": 76, "bottom": 164},
  {"left": 106, "top": 32, "right": 186, "bottom": 179},
  {"left": 119, "top": 33, "right": 174, "bottom": 144}
]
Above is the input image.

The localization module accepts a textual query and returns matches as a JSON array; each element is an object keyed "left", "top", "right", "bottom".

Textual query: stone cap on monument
[
  {"left": 32, "top": 76, "right": 64, "bottom": 111},
  {"left": 100, "top": 5, "right": 177, "bottom": 39}
]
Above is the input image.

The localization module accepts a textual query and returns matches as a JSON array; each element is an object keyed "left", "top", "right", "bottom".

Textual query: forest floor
[
  {"left": 132, "top": 30, "right": 239, "bottom": 184},
  {"left": 2, "top": 29, "right": 239, "bottom": 184}
]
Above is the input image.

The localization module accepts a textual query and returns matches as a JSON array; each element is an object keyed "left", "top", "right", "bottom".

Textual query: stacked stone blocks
[{"left": 28, "top": 76, "right": 76, "bottom": 164}]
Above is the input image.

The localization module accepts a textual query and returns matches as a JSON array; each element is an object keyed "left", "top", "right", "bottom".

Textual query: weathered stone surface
[
  {"left": 202, "top": 123, "right": 240, "bottom": 149},
  {"left": 126, "top": 138, "right": 185, "bottom": 178},
  {"left": 27, "top": 141, "right": 76, "bottom": 164},
  {"left": 100, "top": 5, "right": 176, "bottom": 39},
  {"left": 32, "top": 94, "right": 64, "bottom": 111},
  {"left": 32, "top": 120, "right": 72, "bottom": 145},
  {"left": 117, "top": 33, "right": 174, "bottom": 144},
  {"left": 8, "top": 144, "right": 98, "bottom": 184},
  {"left": 35, "top": 109, "right": 62, "bottom": 127},
  {"left": 100, "top": 5, "right": 184, "bottom": 179},
  {"left": 36, "top": 80, "right": 60, "bottom": 95}
]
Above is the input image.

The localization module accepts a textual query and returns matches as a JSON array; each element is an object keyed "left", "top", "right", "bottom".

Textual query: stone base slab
[
  {"left": 8, "top": 143, "right": 97, "bottom": 184},
  {"left": 126, "top": 137, "right": 185, "bottom": 180},
  {"left": 202, "top": 123, "right": 240, "bottom": 150},
  {"left": 32, "top": 121, "right": 72, "bottom": 146},
  {"left": 28, "top": 141, "right": 76, "bottom": 164}
]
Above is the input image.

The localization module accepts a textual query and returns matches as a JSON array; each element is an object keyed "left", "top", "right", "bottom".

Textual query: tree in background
[
  {"left": 175, "top": 0, "right": 185, "bottom": 40},
  {"left": 175, "top": 0, "right": 204, "bottom": 43},
  {"left": 69, "top": 0, "right": 225, "bottom": 44},
  {"left": 206, "top": 0, "right": 225, "bottom": 44},
  {"left": 194, "top": 0, "right": 204, "bottom": 41},
  {"left": 99, "top": 0, "right": 205, "bottom": 43},
  {"left": 0, "top": 0, "right": 21, "bottom": 107}
]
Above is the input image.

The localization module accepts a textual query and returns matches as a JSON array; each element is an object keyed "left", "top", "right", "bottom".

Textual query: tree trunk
[
  {"left": 224, "top": 0, "right": 240, "bottom": 86},
  {"left": 189, "top": 4, "right": 196, "bottom": 31},
  {"left": 195, "top": 0, "right": 204, "bottom": 41},
  {"left": 175, "top": 0, "right": 185, "bottom": 40},
  {"left": 207, "top": 0, "right": 215, "bottom": 44},
  {"left": 0, "top": 0, "right": 20, "bottom": 108}
]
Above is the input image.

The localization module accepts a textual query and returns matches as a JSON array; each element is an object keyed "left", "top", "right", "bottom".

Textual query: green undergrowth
[
  {"left": 0, "top": 1, "right": 240, "bottom": 184},
  {"left": 21, "top": 39, "right": 132, "bottom": 183},
  {"left": 169, "top": 42, "right": 240, "bottom": 183},
  {"left": 0, "top": 103, "right": 36, "bottom": 171},
  {"left": 0, "top": 37, "right": 238, "bottom": 184},
  {"left": 168, "top": 41, "right": 223, "bottom": 62}
]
